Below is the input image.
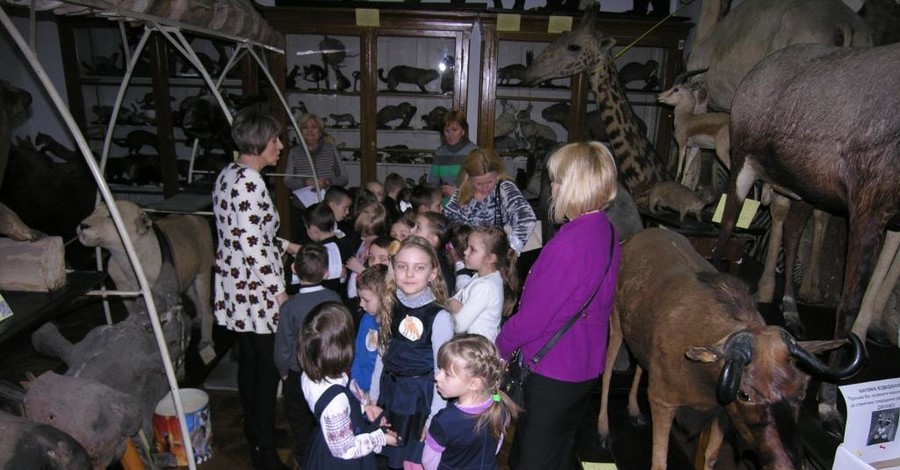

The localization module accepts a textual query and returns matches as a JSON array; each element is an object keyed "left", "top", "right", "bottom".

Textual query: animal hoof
[
  {"left": 598, "top": 433, "right": 610, "bottom": 451},
  {"left": 822, "top": 417, "right": 845, "bottom": 440},
  {"left": 630, "top": 413, "right": 648, "bottom": 427}
]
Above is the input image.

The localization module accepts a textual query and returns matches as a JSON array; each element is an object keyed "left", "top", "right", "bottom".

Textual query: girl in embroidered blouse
[
  {"left": 446, "top": 225, "right": 519, "bottom": 343},
  {"left": 369, "top": 236, "right": 453, "bottom": 469},
  {"left": 299, "top": 301, "right": 398, "bottom": 469},
  {"left": 213, "top": 109, "right": 300, "bottom": 470},
  {"left": 405, "top": 334, "right": 520, "bottom": 470}
]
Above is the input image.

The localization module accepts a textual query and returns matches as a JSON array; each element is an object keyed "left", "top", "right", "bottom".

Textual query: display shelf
[{"left": 477, "top": 13, "right": 692, "bottom": 163}]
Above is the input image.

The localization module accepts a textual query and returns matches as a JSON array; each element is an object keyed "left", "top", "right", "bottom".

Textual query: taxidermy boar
[{"left": 378, "top": 66, "right": 439, "bottom": 92}]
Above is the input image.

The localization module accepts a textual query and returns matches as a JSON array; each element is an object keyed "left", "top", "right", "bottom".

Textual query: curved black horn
[
  {"left": 673, "top": 67, "right": 709, "bottom": 85},
  {"left": 715, "top": 332, "right": 753, "bottom": 405},
  {"left": 790, "top": 333, "right": 866, "bottom": 382}
]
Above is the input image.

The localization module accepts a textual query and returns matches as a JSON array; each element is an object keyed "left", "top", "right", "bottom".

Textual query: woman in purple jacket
[{"left": 496, "top": 142, "right": 621, "bottom": 470}]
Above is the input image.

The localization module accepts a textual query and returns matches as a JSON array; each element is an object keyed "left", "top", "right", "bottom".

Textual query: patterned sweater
[{"left": 443, "top": 179, "right": 537, "bottom": 254}]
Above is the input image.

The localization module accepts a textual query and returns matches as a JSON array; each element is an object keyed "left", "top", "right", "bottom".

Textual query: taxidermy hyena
[{"left": 378, "top": 66, "right": 440, "bottom": 92}]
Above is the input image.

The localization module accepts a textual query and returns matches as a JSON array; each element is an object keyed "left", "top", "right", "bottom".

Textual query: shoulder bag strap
[
  {"left": 528, "top": 219, "right": 616, "bottom": 368},
  {"left": 493, "top": 183, "right": 504, "bottom": 226}
]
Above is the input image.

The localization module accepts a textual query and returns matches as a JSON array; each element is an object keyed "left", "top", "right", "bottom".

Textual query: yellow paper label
[
  {"left": 355, "top": 9, "right": 380, "bottom": 27},
  {"left": 712, "top": 195, "right": 760, "bottom": 229},
  {"left": 497, "top": 14, "right": 521, "bottom": 32},
  {"left": 548, "top": 16, "right": 573, "bottom": 33},
  {"left": 581, "top": 463, "right": 618, "bottom": 470}
]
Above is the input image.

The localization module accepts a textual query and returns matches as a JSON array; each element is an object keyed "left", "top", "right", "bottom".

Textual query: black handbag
[{"left": 500, "top": 220, "right": 615, "bottom": 408}]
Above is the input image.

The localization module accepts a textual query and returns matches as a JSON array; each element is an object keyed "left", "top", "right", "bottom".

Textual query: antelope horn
[
  {"left": 715, "top": 332, "right": 753, "bottom": 405},
  {"left": 789, "top": 332, "right": 866, "bottom": 382},
  {"left": 673, "top": 68, "right": 709, "bottom": 85}
]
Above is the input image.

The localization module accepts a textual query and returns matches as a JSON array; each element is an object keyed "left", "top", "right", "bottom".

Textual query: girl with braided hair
[{"left": 404, "top": 333, "right": 520, "bottom": 470}]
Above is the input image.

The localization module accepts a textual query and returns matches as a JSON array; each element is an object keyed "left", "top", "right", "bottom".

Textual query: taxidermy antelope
[{"left": 657, "top": 69, "right": 729, "bottom": 185}]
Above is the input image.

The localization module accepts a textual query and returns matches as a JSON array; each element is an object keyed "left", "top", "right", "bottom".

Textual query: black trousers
[
  {"left": 509, "top": 372, "right": 596, "bottom": 470},
  {"left": 237, "top": 332, "right": 280, "bottom": 451},
  {"left": 283, "top": 369, "right": 316, "bottom": 464}
]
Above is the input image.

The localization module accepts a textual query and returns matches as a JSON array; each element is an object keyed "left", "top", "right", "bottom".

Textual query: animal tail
[{"left": 377, "top": 68, "right": 388, "bottom": 83}]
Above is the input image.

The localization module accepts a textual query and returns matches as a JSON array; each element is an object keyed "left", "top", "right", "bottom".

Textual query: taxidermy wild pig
[
  {"left": 378, "top": 66, "right": 439, "bottom": 92},
  {"left": 647, "top": 181, "right": 717, "bottom": 222}
]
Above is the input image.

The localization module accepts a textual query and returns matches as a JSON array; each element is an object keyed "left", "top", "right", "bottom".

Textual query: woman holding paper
[{"left": 284, "top": 113, "right": 348, "bottom": 194}]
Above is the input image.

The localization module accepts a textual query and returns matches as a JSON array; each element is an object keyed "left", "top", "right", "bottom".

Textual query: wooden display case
[
  {"left": 58, "top": 17, "right": 265, "bottom": 201},
  {"left": 477, "top": 13, "right": 692, "bottom": 163},
  {"left": 262, "top": 8, "right": 477, "bottom": 186}
]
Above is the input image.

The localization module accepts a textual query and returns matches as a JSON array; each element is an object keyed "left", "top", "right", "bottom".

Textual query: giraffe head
[{"left": 522, "top": 7, "right": 616, "bottom": 86}]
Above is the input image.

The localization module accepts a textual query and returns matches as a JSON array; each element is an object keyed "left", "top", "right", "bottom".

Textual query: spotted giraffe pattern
[{"left": 523, "top": 8, "right": 671, "bottom": 204}]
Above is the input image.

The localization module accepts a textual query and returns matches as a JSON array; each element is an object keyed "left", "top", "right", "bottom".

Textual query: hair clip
[{"left": 491, "top": 393, "right": 501, "bottom": 403}]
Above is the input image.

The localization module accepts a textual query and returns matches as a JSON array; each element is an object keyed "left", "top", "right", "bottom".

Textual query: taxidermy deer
[{"left": 656, "top": 69, "right": 730, "bottom": 183}]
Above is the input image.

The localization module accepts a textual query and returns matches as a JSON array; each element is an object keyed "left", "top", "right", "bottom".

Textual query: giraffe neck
[{"left": 590, "top": 59, "right": 670, "bottom": 201}]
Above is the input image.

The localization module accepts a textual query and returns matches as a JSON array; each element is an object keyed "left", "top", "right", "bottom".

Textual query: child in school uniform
[
  {"left": 299, "top": 302, "right": 398, "bottom": 469},
  {"left": 446, "top": 224, "right": 475, "bottom": 294},
  {"left": 274, "top": 244, "right": 342, "bottom": 467},
  {"left": 349, "top": 265, "right": 388, "bottom": 401},
  {"left": 411, "top": 211, "right": 456, "bottom": 294},
  {"left": 304, "top": 202, "right": 356, "bottom": 300},
  {"left": 446, "top": 225, "right": 519, "bottom": 343},
  {"left": 369, "top": 236, "right": 453, "bottom": 469},
  {"left": 390, "top": 212, "right": 415, "bottom": 242},
  {"left": 405, "top": 334, "right": 520, "bottom": 470},
  {"left": 411, "top": 184, "right": 443, "bottom": 214},
  {"left": 345, "top": 201, "right": 389, "bottom": 301}
]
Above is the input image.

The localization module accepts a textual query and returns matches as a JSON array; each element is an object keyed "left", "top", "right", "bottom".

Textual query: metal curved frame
[{"left": 0, "top": 5, "right": 321, "bottom": 469}]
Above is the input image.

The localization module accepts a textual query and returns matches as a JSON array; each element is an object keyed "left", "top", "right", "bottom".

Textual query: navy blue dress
[
  {"left": 304, "top": 384, "right": 378, "bottom": 470},
  {"left": 429, "top": 403, "right": 499, "bottom": 469},
  {"left": 378, "top": 299, "right": 443, "bottom": 468}
]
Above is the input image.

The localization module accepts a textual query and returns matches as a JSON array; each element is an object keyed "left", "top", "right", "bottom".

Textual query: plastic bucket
[{"left": 153, "top": 388, "right": 213, "bottom": 466}]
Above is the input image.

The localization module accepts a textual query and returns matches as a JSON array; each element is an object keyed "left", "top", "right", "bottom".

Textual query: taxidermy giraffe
[{"left": 523, "top": 6, "right": 671, "bottom": 205}]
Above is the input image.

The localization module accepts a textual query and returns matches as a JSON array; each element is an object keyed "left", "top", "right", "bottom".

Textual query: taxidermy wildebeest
[
  {"left": 715, "top": 42, "right": 900, "bottom": 435},
  {"left": 599, "top": 228, "right": 864, "bottom": 470}
]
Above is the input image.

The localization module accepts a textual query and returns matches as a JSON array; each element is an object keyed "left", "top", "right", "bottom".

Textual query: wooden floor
[{"left": 1, "top": 260, "right": 899, "bottom": 469}]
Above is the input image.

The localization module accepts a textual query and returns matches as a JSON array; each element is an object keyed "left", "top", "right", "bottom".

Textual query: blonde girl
[
  {"left": 446, "top": 225, "right": 518, "bottom": 342},
  {"left": 369, "top": 236, "right": 452, "bottom": 469},
  {"left": 407, "top": 334, "right": 520, "bottom": 470}
]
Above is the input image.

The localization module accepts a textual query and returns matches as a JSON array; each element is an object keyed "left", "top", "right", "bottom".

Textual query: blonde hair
[
  {"left": 297, "top": 113, "right": 335, "bottom": 146},
  {"left": 546, "top": 142, "right": 618, "bottom": 223},
  {"left": 457, "top": 148, "right": 510, "bottom": 206},
  {"left": 378, "top": 236, "right": 449, "bottom": 352},
  {"left": 353, "top": 201, "right": 388, "bottom": 237},
  {"left": 437, "top": 334, "right": 520, "bottom": 440}
]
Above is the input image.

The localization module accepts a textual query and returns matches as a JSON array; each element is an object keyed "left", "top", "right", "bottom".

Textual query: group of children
[{"left": 274, "top": 174, "right": 521, "bottom": 469}]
